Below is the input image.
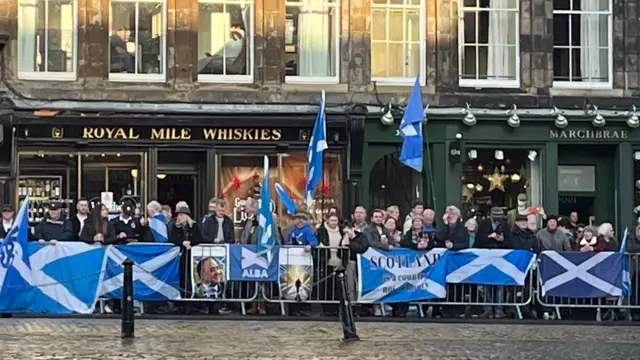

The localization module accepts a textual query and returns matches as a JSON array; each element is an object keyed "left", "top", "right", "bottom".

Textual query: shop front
[
  {"left": 10, "top": 111, "right": 350, "bottom": 235},
  {"left": 362, "top": 112, "right": 638, "bottom": 232}
]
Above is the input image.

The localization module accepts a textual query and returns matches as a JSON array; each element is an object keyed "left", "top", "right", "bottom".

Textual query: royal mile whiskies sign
[{"left": 549, "top": 129, "right": 629, "bottom": 140}]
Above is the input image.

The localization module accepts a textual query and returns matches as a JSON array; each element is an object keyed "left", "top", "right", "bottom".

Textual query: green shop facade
[{"left": 362, "top": 111, "right": 639, "bottom": 232}]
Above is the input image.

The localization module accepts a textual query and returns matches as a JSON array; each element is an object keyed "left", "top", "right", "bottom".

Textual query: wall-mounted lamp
[
  {"left": 591, "top": 105, "right": 606, "bottom": 127},
  {"left": 461, "top": 103, "right": 476, "bottom": 126},
  {"left": 553, "top": 106, "right": 568, "bottom": 129},
  {"left": 130, "top": 169, "right": 139, "bottom": 178},
  {"left": 627, "top": 105, "right": 639, "bottom": 128},
  {"left": 494, "top": 150, "right": 504, "bottom": 160},
  {"left": 507, "top": 104, "right": 520, "bottom": 127},
  {"left": 528, "top": 150, "right": 538, "bottom": 162},
  {"left": 468, "top": 149, "right": 477, "bottom": 159},
  {"left": 380, "top": 103, "right": 394, "bottom": 126},
  {"left": 156, "top": 174, "right": 167, "bottom": 180}
]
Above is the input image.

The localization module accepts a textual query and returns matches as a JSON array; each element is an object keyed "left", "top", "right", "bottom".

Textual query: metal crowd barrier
[{"left": 534, "top": 253, "right": 640, "bottom": 321}]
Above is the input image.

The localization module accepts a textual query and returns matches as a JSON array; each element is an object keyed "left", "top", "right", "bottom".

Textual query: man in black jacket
[
  {"left": 435, "top": 206, "right": 469, "bottom": 250},
  {"left": 476, "top": 207, "right": 511, "bottom": 249},
  {"left": 0, "top": 205, "right": 14, "bottom": 239},
  {"left": 70, "top": 198, "right": 90, "bottom": 241},
  {"left": 511, "top": 214, "right": 539, "bottom": 253},
  {"left": 362, "top": 209, "right": 393, "bottom": 248},
  {"left": 203, "top": 200, "right": 235, "bottom": 243}
]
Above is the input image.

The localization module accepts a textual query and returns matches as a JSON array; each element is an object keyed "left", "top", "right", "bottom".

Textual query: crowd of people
[{"left": 3, "top": 196, "right": 640, "bottom": 321}]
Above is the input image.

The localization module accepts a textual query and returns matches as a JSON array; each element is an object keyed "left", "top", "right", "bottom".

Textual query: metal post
[
  {"left": 335, "top": 266, "right": 359, "bottom": 342},
  {"left": 121, "top": 258, "right": 135, "bottom": 339}
]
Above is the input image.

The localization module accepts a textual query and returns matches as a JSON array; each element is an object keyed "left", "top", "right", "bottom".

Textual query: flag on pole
[
  {"left": 257, "top": 155, "right": 276, "bottom": 264},
  {"left": 0, "top": 196, "right": 33, "bottom": 295},
  {"left": 275, "top": 183, "right": 296, "bottom": 215},
  {"left": 619, "top": 227, "right": 631, "bottom": 305},
  {"left": 305, "top": 90, "right": 328, "bottom": 206},
  {"left": 399, "top": 77, "right": 424, "bottom": 172}
]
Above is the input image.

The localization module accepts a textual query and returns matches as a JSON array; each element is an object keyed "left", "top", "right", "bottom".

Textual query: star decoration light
[
  {"left": 300, "top": 175, "right": 307, "bottom": 187},
  {"left": 321, "top": 183, "right": 330, "bottom": 195},
  {"left": 484, "top": 167, "right": 509, "bottom": 192},
  {"left": 232, "top": 176, "right": 241, "bottom": 190}
]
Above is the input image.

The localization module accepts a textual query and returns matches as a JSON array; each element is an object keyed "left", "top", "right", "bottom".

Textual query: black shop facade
[{"left": 7, "top": 111, "right": 350, "bottom": 233}]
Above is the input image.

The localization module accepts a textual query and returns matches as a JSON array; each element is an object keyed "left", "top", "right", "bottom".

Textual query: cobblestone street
[{"left": 0, "top": 318, "right": 639, "bottom": 359}]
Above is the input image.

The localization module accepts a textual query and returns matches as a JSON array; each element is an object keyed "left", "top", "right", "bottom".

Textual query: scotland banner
[
  {"left": 357, "top": 248, "right": 446, "bottom": 303},
  {"left": 100, "top": 243, "right": 180, "bottom": 301},
  {"left": 190, "top": 245, "right": 227, "bottom": 299},
  {"left": 444, "top": 249, "right": 535, "bottom": 286},
  {"left": 228, "top": 244, "right": 279, "bottom": 281},
  {"left": 539, "top": 251, "right": 626, "bottom": 298},
  {"left": 279, "top": 247, "right": 313, "bottom": 301}
]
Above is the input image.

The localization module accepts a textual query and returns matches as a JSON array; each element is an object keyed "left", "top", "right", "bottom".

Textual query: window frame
[
  {"left": 457, "top": 0, "right": 520, "bottom": 88},
  {"left": 552, "top": 0, "right": 613, "bottom": 89},
  {"left": 108, "top": 0, "right": 167, "bottom": 83},
  {"left": 17, "top": 0, "right": 79, "bottom": 81},
  {"left": 283, "top": 0, "right": 340, "bottom": 85},
  {"left": 196, "top": 0, "right": 255, "bottom": 84},
  {"left": 370, "top": 0, "right": 426, "bottom": 86}
]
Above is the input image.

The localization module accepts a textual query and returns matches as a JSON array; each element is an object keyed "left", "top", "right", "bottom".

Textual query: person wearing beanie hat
[
  {"left": 535, "top": 215, "right": 571, "bottom": 251},
  {"left": 283, "top": 207, "right": 318, "bottom": 250},
  {"left": 510, "top": 214, "right": 539, "bottom": 253}
]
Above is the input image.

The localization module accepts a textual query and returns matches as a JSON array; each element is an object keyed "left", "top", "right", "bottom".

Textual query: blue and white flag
[
  {"left": 257, "top": 155, "right": 276, "bottom": 265},
  {"left": 149, "top": 212, "right": 168, "bottom": 243},
  {"left": 620, "top": 228, "right": 631, "bottom": 300},
  {"left": 399, "top": 77, "right": 424, "bottom": 172},
  {"left": 0, "top": 197, "right": 34, "bottom": 311},
  {"left": 100, "top": 244, "right": 180, "bottom": 301},
  {"left": 228, "top": 244, "right": 279, "bottom": 281},
  {"left": 444, "top": 249, "right": 535, "bottom": 286},
  {"left": 275, "top": 182, "right": 296, "bottom": 215},
  {"left": 305, "top": 90, "right": 328, "bottom": 206},
  {"left": 357, "top": 248, "right": 446, "bottom": 303},
  {"left": 539, "top": 251, "right": 626, "bottom": 298}
]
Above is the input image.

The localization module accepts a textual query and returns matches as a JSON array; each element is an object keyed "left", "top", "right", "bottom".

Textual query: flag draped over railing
[
  {"left": 149, "top": 212, "right": 168, "bottom": 243},
  {"left": 257, "top": 155, "right": 275, "bottom": 264},
  {"left": 399, "top": 77, "right": 424, "bottom": 172},
  {"left": 305, "top": 90, "right": 328, "bottom": 206}
]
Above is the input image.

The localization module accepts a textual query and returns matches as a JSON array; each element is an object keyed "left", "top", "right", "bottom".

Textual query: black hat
[
  {"left": 292, "top": 207, "right": 308, "bottom": 220},
  {"left": 175, "top": 206, "right": 191, "bottom": 216},
  {"left": 49, "top": 202, "right": 61, "bottom": 210},
  {"left": 1, "top": 204, "right": 13, "bottom": 212},
  {"left": 546, "top": 214, "right": 558, "bottom": 222},
  {"left": 515, "top": 214, "right": 528, "bottom": 222}
]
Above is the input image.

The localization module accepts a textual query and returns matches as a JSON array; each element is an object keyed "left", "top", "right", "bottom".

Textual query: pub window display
[{"left": 461, "top": 149, "right": 542, "bottom": 225}]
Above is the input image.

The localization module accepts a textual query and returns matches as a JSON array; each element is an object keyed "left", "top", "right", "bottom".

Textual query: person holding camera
[
  {"left": 435, "top": 206, "right": 469, "bottom": 250},
  {"left": 400, "top": 215, "right": 433, "bottom": 251}
]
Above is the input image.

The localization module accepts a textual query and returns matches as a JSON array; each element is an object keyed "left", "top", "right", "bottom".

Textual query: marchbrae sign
[
  {"left": 550, "top": 129, "right": 629, "bottom": 140},
  {"left": 81, "top": 127, "right": 282, "bottom": 141}
]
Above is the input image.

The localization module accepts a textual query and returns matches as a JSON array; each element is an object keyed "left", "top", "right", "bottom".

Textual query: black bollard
[
  {"left": 335, "top": 266, "right": 359, "bottom": 342},
  {"left": 121, "top": 258, "right": 135, "bottom": 339}
]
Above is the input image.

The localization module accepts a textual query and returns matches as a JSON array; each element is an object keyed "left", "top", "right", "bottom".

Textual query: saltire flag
[
  {"left": 100, "top": 244, "right": 180, "bottom": 300},
  {"left": 443, "top": 249, "right": 535, "bottom": 286},
  {"left": 399, "top": 76, "right": 424, "bottom": 172},
  {"left": 149, "top": 211, "right": 168, "bottom": 243},
  {"left": 539, "top": 250, "right": 626, "bottom": 298},
  {"left": 620, "top": 228, "right": 631, "bottom": 304},
  {"left": 275, "top": 182, "right": 296, "bottom": 214},
  {"left": 305, "top": 90, "right": 328, "bottom": 206},
  {"left": 257, "top": 155, "right": 276, "bottom": 265},
  {"left": 0, "top": 197, "right": 33, "bottom": 310}
]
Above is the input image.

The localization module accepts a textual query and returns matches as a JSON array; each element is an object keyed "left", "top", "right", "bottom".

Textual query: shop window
[
  {"left": 280, "top": 152, "right": 342, "bottom": 225},
  {"left": 17, "top": 0, "right": 77, "bottom": 80},
  {"left": 458, "top": 0, "right": 519, "bottom": 88},
  {"left": 371, "top": 0, "right": 424, "bottom": 84},
  {"left": 219, "top": 155, "right": 278, "bottom": 239},
  {"left": 109, "top": 0, "right": 166, "bottom": 81},
  {"left": 197, "top": 0, "right": 253, "bottom": 82},
  {"left": 284, "top": 0, "right": 339, "bottom": 83},
  {"left": 461, "top": 149, "right": 541, "bottom": 224},
  {"left": 217, "top": 153, "right": 342, "bottom": 236},
  {"left": 552, "top": 0, "right": 612, "bottom": 88}
]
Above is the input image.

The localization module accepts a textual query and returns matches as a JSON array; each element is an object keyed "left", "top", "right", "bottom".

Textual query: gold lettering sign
[
  {"left": 76, "top": 127, "right": 283, "bottom": 141},
  {"left": 550, "top": 129, "right": 629, "bottom": 140}
]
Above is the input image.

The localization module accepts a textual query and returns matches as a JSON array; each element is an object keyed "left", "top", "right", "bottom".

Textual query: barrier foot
[
  {"left": 335, "top": 266, "right": 359, "bottom": 342},
  {"left": 121, "top": 258, "right": 135, "bottom": 339}
]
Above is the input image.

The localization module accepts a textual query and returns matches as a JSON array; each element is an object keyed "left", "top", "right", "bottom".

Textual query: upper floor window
[
  {"left": 371, "top": 0, "right": 425, "bottom": 85},
  {"left": 17, "top": 0, "right": 77, "bottom": 80},
  {"left": 284, "top": 0, "right": 340, "bottom": 84},
  {"left": 553, "top": 0, "right": 612, "bottom": 88},
  {"left": 109, "top": 0, "right": 166, "bottom": 82},
  {"left": 459, "top": 0, "right": 519, "bottom": 88},
  {"left": 197, "top": 0, "right": 253, "bottom": 83}
]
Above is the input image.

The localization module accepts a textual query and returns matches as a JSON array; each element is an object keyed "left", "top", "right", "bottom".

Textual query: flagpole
[{"left": 423, "top": 125, "right": 437, "bottom": 213}]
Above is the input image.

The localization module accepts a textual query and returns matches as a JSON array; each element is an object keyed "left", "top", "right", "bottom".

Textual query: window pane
[
  {"left": 461, "top": 45, "right": 477, "bottom": 79},
  {"left": 371, "top": 9, "right": 386, "bottom": 41},
  {"left": 407, "top": 43, "right": 421, "bottom": 78},
  {"left": 284, "top": 1, "right": 337, "bottom": 77},
  {"left": 553, "top": 47, "right": 570, "bottom": 81},
  {"left": 198, "top": 2, "right": 251, "bottom": 76},
  {"left": 370, "top": 42, "right": 388, "bottom": 77},
  {"left": 462, "top": 11, "right": 477, "bottom": 44},
  {"left": 387, "top": 43, "right": 404, "bottom": 77},
  {"left": 18, "top": 0, "right": 75, "bottom": 74},
  {"left": 109, "top": 2, "right": 136, "bottom": 74},
  {"left": 553, "top": 14, "right": 569, "bottom": 46},
  {"left": 109, "top": 0, "right": 164, "bottom": 75},
  {"left": 407, "top": 10, "right": 420, "bottom": 43},
  {"left": 388, "top": 10, "right": 403, "bottom": 42}
]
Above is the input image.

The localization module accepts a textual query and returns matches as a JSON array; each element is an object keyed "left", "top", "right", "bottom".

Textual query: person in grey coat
[
  {"left": 362, "top": 209, "right": 393, "bottom": 248},
  {"left": 536, "top": 215, "right": 571, "bottom": 251}
]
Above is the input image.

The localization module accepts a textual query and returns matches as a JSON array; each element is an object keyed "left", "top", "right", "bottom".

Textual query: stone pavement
[{"left": 0, "top": 318, "right": 639, "bottom": 359}]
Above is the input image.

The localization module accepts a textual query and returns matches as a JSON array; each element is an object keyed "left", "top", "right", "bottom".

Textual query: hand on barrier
[
  {"left": 38, "top": 239, "right": 45, "bottom": 245},
  {"left": 182, "top": 240, "right": 192, "bottom": 250},
  {"left": 387, "top": 245, "right": 393, "bottom": 250},
  {"left": 304, "top": 245, "right": 311, "bottom": 253},
  {"left": 445, "top": 240, "right": 453, "bottom": 249},
  {"left": 118, "top": 232, "right": 127, "bottom": 239}
]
